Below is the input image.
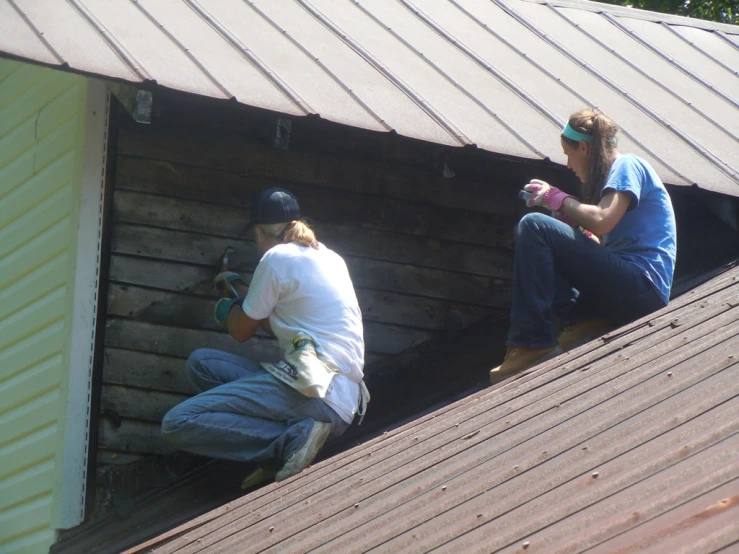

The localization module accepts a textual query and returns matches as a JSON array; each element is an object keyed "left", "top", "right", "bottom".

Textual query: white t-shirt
[{"left": 241, "top": 242, "right": 364, "bottom": 424}]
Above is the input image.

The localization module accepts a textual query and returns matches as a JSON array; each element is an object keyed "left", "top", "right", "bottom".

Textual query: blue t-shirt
[{"left": 601, "top": 154, "right": 677, "bottom": 304}]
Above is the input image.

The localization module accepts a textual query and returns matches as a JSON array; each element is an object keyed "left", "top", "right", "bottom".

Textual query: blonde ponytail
[{"left": 258, "top": 220, "right": 319, "bottom": 249}]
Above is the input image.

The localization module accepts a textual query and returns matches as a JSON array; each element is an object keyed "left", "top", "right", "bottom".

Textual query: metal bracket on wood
[
  {"left": 104, "top": 80, "right": 152, "bottom": 124},
  {"left": 274, "top": 117, "right": 291, "bottom": 149}
]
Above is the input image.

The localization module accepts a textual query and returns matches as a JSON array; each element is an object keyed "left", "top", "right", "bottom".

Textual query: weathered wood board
[{"left": 96, "top": 93, "right": 527, "bottom": 468}]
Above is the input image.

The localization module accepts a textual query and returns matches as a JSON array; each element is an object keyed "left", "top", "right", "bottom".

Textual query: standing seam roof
[{"left": 1, "top": 0, "right": 737, "bottom": 195}]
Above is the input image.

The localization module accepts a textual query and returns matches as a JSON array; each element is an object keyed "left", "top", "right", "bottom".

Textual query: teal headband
[{"left": 562, "top": 123, "right": 593, "bottom": 143}]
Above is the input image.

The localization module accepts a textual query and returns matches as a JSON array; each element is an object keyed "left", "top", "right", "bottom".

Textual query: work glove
[
  {"left": 552, "top": 210, "right": 576, "bottom": 226},
  {"left": 523, "top": 179, "right": 574, "bottom": 212},
  {"left": 579, "top": 227, "right": 601, "bottom": 245},
  {"left": 213, "top": 271, "right": 249, "bottom": 299},
  {"left": 214, "top": 296, "right": 245, "bottom": 327}
]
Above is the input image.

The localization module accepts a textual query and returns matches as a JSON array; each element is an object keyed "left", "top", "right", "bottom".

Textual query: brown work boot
[
  {"left": 490, "top": 346, "right": 561, "bottom": 383},
  {"left": 557, "top": 318, "right": 611, "bottom": 352}
]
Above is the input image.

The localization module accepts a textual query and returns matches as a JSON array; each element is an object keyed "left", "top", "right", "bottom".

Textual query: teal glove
[
  {"left": 214, "top": 296, "right": 244, "bottom": 326},
  {"left": 213, "top": 271, "right": 249, "bottom": 298}
]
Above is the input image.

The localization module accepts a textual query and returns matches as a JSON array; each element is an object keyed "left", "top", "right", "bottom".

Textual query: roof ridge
[{"left": 520, "top": 0, "right": 739, "bottom": 33}]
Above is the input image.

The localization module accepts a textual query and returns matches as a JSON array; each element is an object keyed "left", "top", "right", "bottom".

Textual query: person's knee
[
  {"left": 160, "top": 404, "right": 189, "bottom": 439},
  {"left": 518, "top": 212, "right": 550, "bottom": 230},
  {"left": 185, "top": 348, "right": 214, "bottom": 383},
  {"left": 515, "top": 212, "right": 550, "bottom": 242}
]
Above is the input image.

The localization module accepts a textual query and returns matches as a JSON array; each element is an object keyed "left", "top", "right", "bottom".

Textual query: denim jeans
[
  {"left": 508, "top": 213, "right": 666, "bottom": 349},
  {"left": 161, "top": 348, "right": 349, "bottom": 467}
]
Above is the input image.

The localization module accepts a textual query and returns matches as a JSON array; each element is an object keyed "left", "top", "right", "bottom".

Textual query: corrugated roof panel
[
  {"left": 510, "top": 1, "right": 738, "bottom": 190},
  {"left": 306, "top": 0, "right": 537, "bottom": 154},
  {"left": 558, "top": 9, "right": 739, "bottom": 144},
  {"left": 195, "top": 0, "right": 389, "bottom": 133},
  {"left": 75, "top": 0, "right": 229, "bottom": 100},
  {"left": 7, "top": 0, "right": 140, "bottom": 82},
  {"left": 589, "top": 479, "right": 739, "bottom": 553},
  {"left": 349, "top": 0, "right": 555, "bottom": 157},
  {"left": 622, "top": 17, "right": 738, "bottom": 107},
  {"left": 723, "top": 31, "right": 739, "bottom": 49},
  {"left": 0, "top": 3, "right": 60, "bottom": 66},
  {"left": 417, "top": 0, "right": 581, "bottom": 129},
  {"left": 669, "top": 25, "right": 739, "bottom": 75},
  {"left": 126, "top": 265, "right": 739, "bottom": 554},
  {"left": 295, "top": 0, "right": 468, "bottom": 147},
  {"left": 251, "top": 2, "right": 456, "bottom": 144},
  {"left": 1, "top": 0, "right": 737, "bottom": 195},
  {"left": 459, "top": 0, "right": 689, "bottom": 183},
  {"left": 136, "top": 0, "right": 309, "bottom": 116}
]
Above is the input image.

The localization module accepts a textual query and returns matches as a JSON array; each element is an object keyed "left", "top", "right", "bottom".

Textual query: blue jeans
[
  {"left": 161, "top": 349, "right": 349, "bottom": 467},
  {"left": 508, "top": 213, "right": 666, "bottom": 349}
]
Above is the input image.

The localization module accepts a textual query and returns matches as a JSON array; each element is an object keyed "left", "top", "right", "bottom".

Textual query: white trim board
[{"left": 55, "top": 79, "right": 109, "bottom": 529}]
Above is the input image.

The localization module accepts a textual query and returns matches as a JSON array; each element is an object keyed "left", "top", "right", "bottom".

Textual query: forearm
[
  {"left": 226, "top": 305, "right": 259, "bottom": 343},
  {"left": 559, "top": 197, "right": 617, "bottom": 236}
]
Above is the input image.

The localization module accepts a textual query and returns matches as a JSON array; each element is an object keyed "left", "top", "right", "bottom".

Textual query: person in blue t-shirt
[{"left": 491, "top": 108, "right": 677, "bottom": 382}]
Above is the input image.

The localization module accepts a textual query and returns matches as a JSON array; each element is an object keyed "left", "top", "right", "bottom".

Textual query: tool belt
[
  {"left": 260, "top": 333, "right": 369, "bottom": 423},
  {"left": 260, "top": 333, "right": 342, "bottom": 399}
]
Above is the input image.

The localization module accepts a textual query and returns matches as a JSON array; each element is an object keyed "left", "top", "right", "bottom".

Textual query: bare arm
[
  {"left": 259, "top": 318, "right": 274, "bottom": 336},
  {"left": 226, "top": 307, "right": 262, "bottom": 343},
  {"left": 559, "top": 190, "right": 631, "bottom": 236}
]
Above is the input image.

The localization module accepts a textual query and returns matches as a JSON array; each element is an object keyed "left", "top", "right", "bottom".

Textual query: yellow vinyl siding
[{"left": 0, "top": 58, "right": 90, "bottom": 554}]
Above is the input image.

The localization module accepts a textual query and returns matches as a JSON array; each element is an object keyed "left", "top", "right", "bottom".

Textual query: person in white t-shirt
[{"left": 161, "top": 188, "right": 368, "bottom": 488}]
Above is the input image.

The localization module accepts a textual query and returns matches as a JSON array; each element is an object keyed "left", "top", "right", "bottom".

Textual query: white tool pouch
[{"left": 260, "top": 333, "right": 340, "bottom": 398}]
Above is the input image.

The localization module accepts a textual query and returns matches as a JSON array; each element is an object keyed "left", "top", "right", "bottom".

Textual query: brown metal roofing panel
[
  {"left": 284, "top": 322, "right": 739, "bottom": 553},
  {"left": 130, "top": 266, "right": 739, "bottom": 554},
  {"left": 589, "top": 479, "right": 739, "bottom": 553}
]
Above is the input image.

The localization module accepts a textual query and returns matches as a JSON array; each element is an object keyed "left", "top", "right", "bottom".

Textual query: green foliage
[{"left": 596, "top": 0, "right": 738, "bottom": 24}]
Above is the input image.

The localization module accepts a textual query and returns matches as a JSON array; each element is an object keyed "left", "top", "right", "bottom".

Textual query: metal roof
[
  {"left": 1, "top": 0, "right": 738, "bottom": 195},
  {"left": 121, "top": 263, "right": 739, "bottom": 553}
]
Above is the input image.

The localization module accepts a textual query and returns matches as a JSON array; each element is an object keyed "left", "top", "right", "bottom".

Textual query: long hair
[
  {"left": 258, "top": 220, "right": 319, "bottom": 249},
  {"left": 562, "top": 108, "right": 619, "bottom": 204}
]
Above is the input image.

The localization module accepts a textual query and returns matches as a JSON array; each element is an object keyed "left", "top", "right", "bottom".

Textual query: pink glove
[
  {"left": 524, "top": 179, "right": 574, "bottom": 212},
  {"left": 579, "top": 227, "right": 601, "bottom": 245}
]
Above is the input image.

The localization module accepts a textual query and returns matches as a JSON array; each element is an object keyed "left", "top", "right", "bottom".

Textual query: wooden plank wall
[{"left": 96, "top": 92, "right": 575, "bottom": 472}]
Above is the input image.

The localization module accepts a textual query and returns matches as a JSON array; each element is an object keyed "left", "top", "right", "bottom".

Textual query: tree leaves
[{"left": 596, "top": 0, "right": 737, "bottom": 24}]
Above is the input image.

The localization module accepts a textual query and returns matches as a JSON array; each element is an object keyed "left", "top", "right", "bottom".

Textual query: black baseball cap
[{"left": 249, "top": 187, "right": 301, "bottom": 225}]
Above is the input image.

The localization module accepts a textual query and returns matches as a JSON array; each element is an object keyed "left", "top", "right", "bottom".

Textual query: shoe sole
[
  {"left": 241, "top": 467, "right": 277, "bottom": 490},
  {"left": 275, "top": 421, "right": 331, "bottom": 482}
]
